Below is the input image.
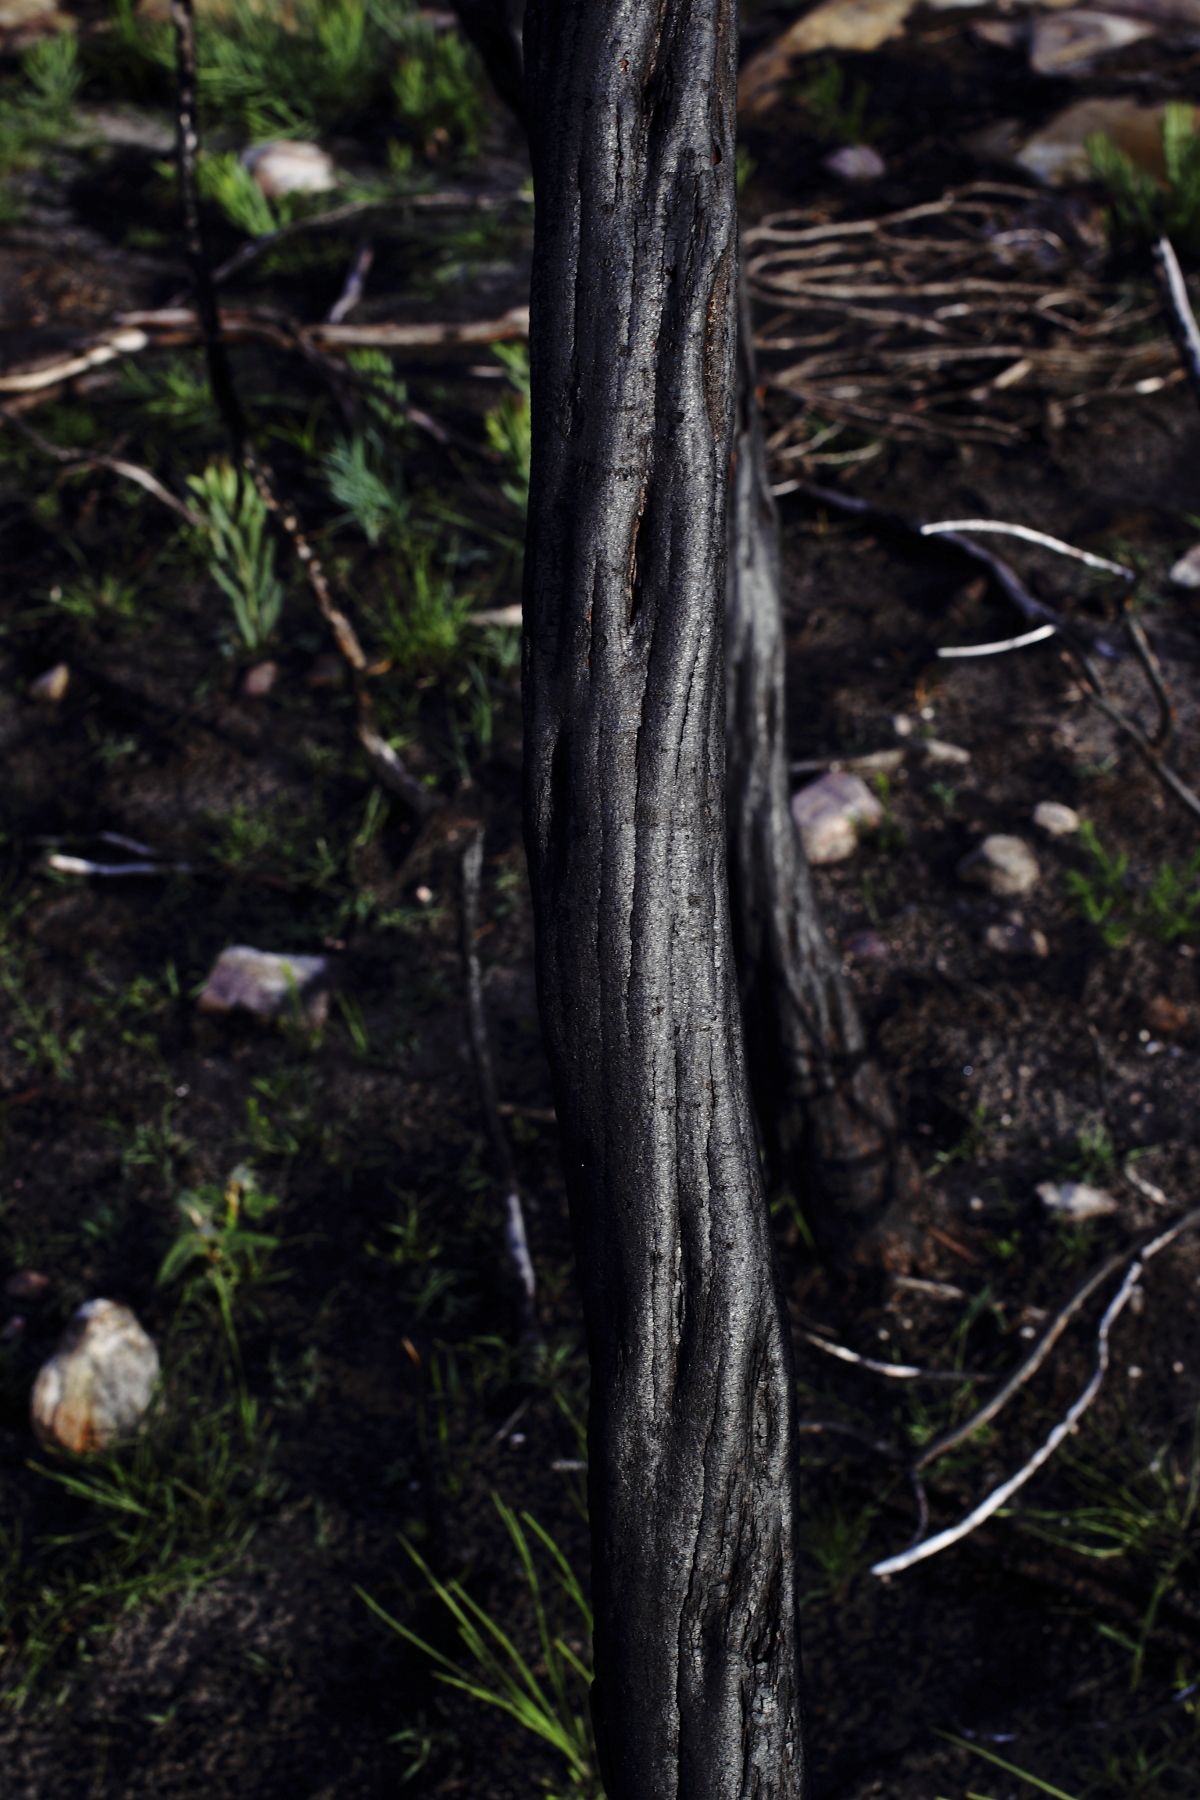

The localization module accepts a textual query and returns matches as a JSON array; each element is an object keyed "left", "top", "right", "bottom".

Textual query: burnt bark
[
  {"left": 725, "top": 297, "right": 916, "bottom": 1263},
  {"left": 522, "top": 2, "right": 804, "bottom": 1798}
]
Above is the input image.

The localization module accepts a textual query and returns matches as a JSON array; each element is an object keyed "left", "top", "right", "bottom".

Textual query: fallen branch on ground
[
  {"left": 462, "top": 828, "right": 537, "bottom": 1339},
  {"left": 0, "top": 406, "right": 205, "bottom": 528},
  {"left": 1154, "top": 234, "right": 1200, "bottom": 412},
  {"left": 871, "top": 1206, "right": 1200, "bottom": 1577},
  {"left": 797, "top": 1324, "right": 993, "bottom": 1383}
]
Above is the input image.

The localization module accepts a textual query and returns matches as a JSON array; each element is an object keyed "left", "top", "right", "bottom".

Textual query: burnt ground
[{"left": 1, "top": 5, "right": 1200, "bottom": 1798}]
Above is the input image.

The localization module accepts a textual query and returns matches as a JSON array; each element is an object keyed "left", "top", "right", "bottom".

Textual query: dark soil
[{"left": 2, "top": 6, "right": 1200, "bottom": 1798}]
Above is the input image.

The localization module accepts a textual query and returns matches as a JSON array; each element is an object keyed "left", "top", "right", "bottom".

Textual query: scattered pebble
[
  {"left": 1015, "top": 96, "right": 1174, "bottom": 187},
  {"left": 919, "top": 739, "right": 971, "bottom": 766},
  {"left": 985, "top": 921, "right": 1049, "bottom": 958},
  {"left": 1169, "top": 543, "right": 1200, "bottom": 589},
  {"left": 241, "top": 660, "right": 278, "bottom": 698},
  {"left": 1037, "top": 1180, "right": 1118, "bottom": 1220},
  {"left": 241, "top": 140, "right": 336, "bottom": 197},
  {"left": 957, "top": 834, "right": 1040, "bottom": 897},
  {"left": 414, "top": 885, "right": 434, "bottom": 906},
  {"left": 823, "top": 144, "right": 886, "bottom": 182},
  {"left": 4, "top": 1270, "right": 50, "bottom": 1301},
  {"left": 1029, "top": 10, "right": 1156, "bottom": 78},
  {"left": 1127, "top": 1365, "right": 1142, "bottom": 1381},
  {"left": 1033, "top": 800, "right": 1080, "bottom": 836},
  {"left": 1145, "top": 993, "right": 1188, "bottom": 1036},
  {"left": 738, "top": 0, "right": 915, "bottom": 117},
  {"left": 197, "top": 946, "right": 329, "bottom": 1027},
  {"left": 31, "top": 1299, "right": 160, "bottom": 1452},
  {"left": 845, "top": 929, "right": 889, "bottom": 963},
  {"left": 29, "top": 663, "right": 69, "bottom": 703},
  {"left": 892, "top": 713, "right": 916, "bottom": 738},
  {"left": 791, "top": 772, "right": 883, "bottom": 864},
  {"left": 1174, "top": 1361, "right": 1184, "bottom": 1374}
]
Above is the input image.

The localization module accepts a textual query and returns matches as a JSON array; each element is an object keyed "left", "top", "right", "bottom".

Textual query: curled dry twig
[
  {"left": 871, "top": 1208, "right": 1200, "bottom": 1577},
  {"left": 461, "top": 828, "right": 537, "bottom": 1338},
  {"left": 0, "top": 404, "right": 205, "bottom": 529},
  {"left": 797, "top": 1325, "right": 992, "bottom": 1384}
]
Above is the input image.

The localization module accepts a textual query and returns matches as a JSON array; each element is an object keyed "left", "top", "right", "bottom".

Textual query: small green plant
[
  {"left": 391, "top": 19, "right": 483, "bottom": 158},
  {"left": 1088, "top": 103, "right": 1200, "bottom": 258},
  {"left": 1065, "top": 821, "right": 1200, "bottom": 946},
  {"left": 369, "top": 539, "right": 474, "bottom": 676},
  {"left": 485, "top": 344, "right": 531, "bottom": 513},
  {"left": 158, "top": 1165, "right": 282, "bottom": 1384},
  {"left": 323, "top": 433, "right": 409, "bottom": 544},
  {"left": 940, "top": 1733, "right": 1079, "bottom": 1800},
  {"left": 196, "top": 150, "right": 279, "bottom": 238},
  {"left": 0, "top": 35, "right": 83, "bottom": 225},
  {"left": 793, "top": 58, "right": 880, "bottom": 145},
  {"left": 187, "top": 460, "right": 284, "bottom": 651},
  {"left": 360, "top": 1495, "right": 599, "bottom": 1799},
  {"left": 804, "top": 1490, "right": 879, "bottom": 1599},
  {"left": 925, "top": 1103, "right": 991, "bottom": 1178}
]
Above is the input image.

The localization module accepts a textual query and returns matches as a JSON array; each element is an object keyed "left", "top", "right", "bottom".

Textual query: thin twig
[
  {"left": 1069, "top": 658, "right": 1200, "bottom": 826},
  {"left": 45, "top": 855, "right": 192, "bottom": 877},
  {"left": 166, "top": 0, "right": 431, "bottom": 816},
  {"left": 1154, "top": 234, "right": 1200, "bottom": 411},
  {"left": 1124, "top": 610, "right": 1173, "bottom": 748},
  {"left": 872, "top": 1208, "right": 1200, "bottom": 1577},
  {"left": 462, "top": 828, "right": 537, "bottom": 1337},
  {"left": 912, "top": 1250, "right": 1130, "bottom": 1472},
  {"left": 938, "top": 624, "right": 1058, "bottom": 660},
  {"left": 0, "top": 327, "right": 149, "bottom": 395},
  {"left": 0, "top": 406, "right": 206, "bottom": 528},
  {"left": 797, "top": 1325, "right": 989, "bottom": 1382},
  {"left": 920, "top": 520, "right": 1133, "bottom": 581},
  {"left": 326, "top": 241, "right": 374, "bottom": 324}
]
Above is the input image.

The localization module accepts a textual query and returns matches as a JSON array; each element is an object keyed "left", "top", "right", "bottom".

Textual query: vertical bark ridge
[{"left": 523, "top": 1, "right": 804, "bottom": 1796}]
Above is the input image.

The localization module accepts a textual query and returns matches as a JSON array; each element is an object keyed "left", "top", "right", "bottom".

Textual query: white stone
[
  {"left": 791, "top": 772, "right": 883, "bottom": 864},
  {"left": 823, "top": 144, "right": 886, "bottom": 182},
  {"left": 1030, "top": 10, "right": 1156, "bottom": 76},
  {"left": 31, "top": 1300, "right": 159, "bottom": 1452},
  {"left": 1168, "top": 543, "right": 1200, "bottom": 589},
  {"left": 920, "top": 738, "right": 971, "bottom": 765},
  {"left": 1016, "top": 97, "right": 1175, "bottom": 187},
  {"left": 29, "top": 663, "right": 69, "bottom": 702},
  {"left": 1033, "top": 800, "right": 1080, "bottom": 835},
  {"left": 985, "top": 921, "right": 1049, "bottom": 958},
  {"left": 197, "top": 945, "right": 329, "bottom": 1025},
  {"left": 957, "top": 834, "right": 1040, "bottom": 896},
  {"left": 1037, "top": 1180, "right": 1118, "bottom": 1220},
  {"left": 241, "top": 141, "right": 336, "bottom": 198}
]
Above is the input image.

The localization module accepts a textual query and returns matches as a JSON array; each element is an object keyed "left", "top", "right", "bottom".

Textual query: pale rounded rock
[
  {"left": 823, "top": 143, "right": 886, "bottom": 182},
  {"left": 241, "top": 140, "right": 336, "bottom": 198},
  {"left": 29, "top": 662, "right": 69, "bottom": 703},
  {"left": 1168, "top": 543, "right": 1200, "bottom": 589},
  {"left": 31, "top": 1299, "right": 159, "bottom": 1452},
  {"left": 1037, "top": 1180, "right": 1117, "bottom": 1221},
  {"left": 791, "top": 771, "right": 883, "bottom": 865},
  {"left": 197, "top": 945, "right": 329, "bottom": 1026},
  {"left": 957, "top": 834, "right": 1039, "bottom": 896},
  {"left": 1033, "top": 800, "right": 1080, "bottom": 836}
]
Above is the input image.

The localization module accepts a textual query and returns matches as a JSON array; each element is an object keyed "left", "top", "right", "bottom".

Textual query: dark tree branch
[
  {"left": 725, "top": 287, "right": 916, "bottom": 1263},
  {"left": 522, "top": 0, "right": 804, "bottom": 1794}
]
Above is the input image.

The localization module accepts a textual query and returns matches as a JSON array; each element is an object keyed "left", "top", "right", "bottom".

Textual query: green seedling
[
  {"left": 187, "top": 460, "right": 284, "bottom": 651},
  {"left": 485, "top": 344, "right": 531, "bottom": 513},
  {"left": 925, "top": 1102, "right": 991, "bottom": 1178},
  {"left": 1066, "top": 821, "right": 1200, "bottom": 946},
  {"left": 360, "top": 1495, "right": 599, "bottom": 1800},
  {"left": 1088, "top": 103, "right": 1200, "bottom": 257},
  {"left": 794, "top": 57, "right": 881, "bottom": 146},
  {"left": 939, "top": 1734, "right": 1079, "bottom": 1800},
  {"left": 323, "top": 432, "right": 409, "bottom": 544},
  {"left": 196, "top": 150, "right": 278, "bottom": 239}
]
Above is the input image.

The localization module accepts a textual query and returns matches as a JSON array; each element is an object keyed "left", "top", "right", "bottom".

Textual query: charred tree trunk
[
  {"left": 522, "top": 1, "right": 804, "bottom": 1796},
  {"left": 725, "top": 296, "right": 916, "bottom": 1264}
]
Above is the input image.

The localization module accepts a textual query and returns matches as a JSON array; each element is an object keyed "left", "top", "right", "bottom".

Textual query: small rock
[
  {"left": 4, "top": 1270, "right": 50, "bottom": 1301},
  {"left": 985, "top": 921, "right": 1050, "bottom": 958},
  {"left": 1015, "top": 97, "right": 1184, "bottom": 188},
  {"left": 197, "top": 946, "right": 329, "bottom": 1027},
  {"left": 1033, "top": 800, "right": 1080, "bottom": 836},
  {"left": 241, "top": 660, "right": 278, "bottom": 699},
  {"left": 892, "top": 713, "right": 916, "bottom": 738},
  {"left": 29, "top": 663, "right": 69, "bottom": 703},
  {"left": 31, "top": 1299, "right": 159, "bottom": 1452},
  {"left": 241, "top": 141, "right": 336, "bottom": 198},
  {"left": 1029, "top": 10, "right": 1157, "bottom": 77},
  {"left": 844, "top": 748, "right": 905, "bottom": 775},
  {"left": 1037, "top": 1180, "right": 1118, "bottom": 1220},
  {"left": 845, "top": 929, "right": 889, "bottom": 963},
  {"left": 919, "top": 738, "right": 971, "bottom": 766},
  {"left": 957, "top": 834, "right": 1039, "bottom": 897},
  {"left": 738, "top": 0, "right": 914, "bottom": 115},
  {"left": 791, "top": 771, "right": 883, "bottom": 865},
  {"left": 1168, "top": 543, "right": 1200, "bottom": 589},
  {"left": 0, "top": 0, "right": 58, "bottom": 28},
  {"left": 823, "top": 144, "right": 886, "bottom": 182},
  {"left": 1, "top": 1316, "right": 24, "bottom": 1342},
  {"left": 1145, "top": 993, "right": 1188, "bottom": 1036}
]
